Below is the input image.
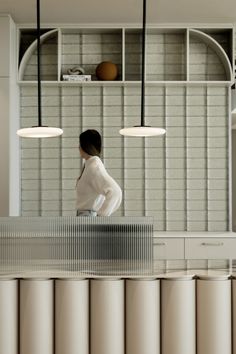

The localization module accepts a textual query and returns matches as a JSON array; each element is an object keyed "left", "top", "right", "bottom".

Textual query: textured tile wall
[
  {"left": 20, "top": 84, "right": 229, "bottom": 231},
  {"left": 20, "top": 28, "right": 230, "bottom": 229}
]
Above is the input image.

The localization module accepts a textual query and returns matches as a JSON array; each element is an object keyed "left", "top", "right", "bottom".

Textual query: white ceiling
[{"left": 1, "top": 0, "right": 236, "bottom": 25}]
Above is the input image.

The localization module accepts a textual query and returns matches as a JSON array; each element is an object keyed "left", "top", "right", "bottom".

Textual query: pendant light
[
  {"left": 119, "top": 0, "right": 166, "bottom": 137},
  {"left": 17, "top": 0, "right": 63, "bottom": 138}
]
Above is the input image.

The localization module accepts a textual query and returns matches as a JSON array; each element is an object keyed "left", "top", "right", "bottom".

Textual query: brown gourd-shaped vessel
[{"left": 96, "top": 61, "right": 118, "bottom": 80}]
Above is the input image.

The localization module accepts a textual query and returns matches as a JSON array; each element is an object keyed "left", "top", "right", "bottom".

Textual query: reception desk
[
  {"left": 0, "top": 217, "right": 235, "bottom": 354},
  {"left": 0, "top": 272, "right": 235, "bottom": 354}
]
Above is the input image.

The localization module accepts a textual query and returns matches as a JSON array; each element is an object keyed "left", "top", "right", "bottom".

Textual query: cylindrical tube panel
[
  {"left": 55, "top": 279, "right": 89, "bottom": 354},
  {"left": 161, "top": 278, "right": 196, "bottom": 354},
  {"left": 20, "top": 279, "right": 54, "bottom": 354},
  {"left": 0, "top": 279, "right": 18, "bottom": 354},
  {"left": 126, "top": 279, "right": 160, "bottom": 354},
  {"left": 90, "top": 279, "right": 124, "bottom": 354},
  {"left": 197, "top": 278, "right": 231, "bottom": 354}
]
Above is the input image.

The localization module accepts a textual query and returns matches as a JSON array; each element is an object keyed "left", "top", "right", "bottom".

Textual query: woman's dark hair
[{"left": 79, "top": 129, "right": 102, "bottom": 157}]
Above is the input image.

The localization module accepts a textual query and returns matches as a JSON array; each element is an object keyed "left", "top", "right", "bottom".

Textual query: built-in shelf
[{"left": 18, "top": 26, "right": 234, "bottom": 84}]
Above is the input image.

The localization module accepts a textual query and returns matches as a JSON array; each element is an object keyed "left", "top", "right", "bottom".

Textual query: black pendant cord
[
  {"left": 140, "top": 0, "right": 146, "bottom": 127},
  {"left": 37, "top": 0, "right": 42, "bottom": 127}
]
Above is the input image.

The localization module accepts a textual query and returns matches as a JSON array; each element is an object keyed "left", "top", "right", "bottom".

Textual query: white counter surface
[{"left": 154, "top": 232, "right": 236, "bottom": 238}]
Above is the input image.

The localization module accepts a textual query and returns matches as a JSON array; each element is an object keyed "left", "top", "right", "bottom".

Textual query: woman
[{"left": 76, "top": 129, "right": 122, "bottom": 216}]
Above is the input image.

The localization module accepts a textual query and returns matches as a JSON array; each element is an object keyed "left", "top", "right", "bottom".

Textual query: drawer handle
[
  {"left": 201, "top": 242, "right": 224, "bottom": 246},
  {"left": 155, "top": 242, "right": 166, "bottom": 246}
]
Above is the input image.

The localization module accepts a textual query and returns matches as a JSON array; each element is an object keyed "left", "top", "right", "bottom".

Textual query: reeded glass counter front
[{"left": 0, "top": 216, "right": 153, "bottom": 277}]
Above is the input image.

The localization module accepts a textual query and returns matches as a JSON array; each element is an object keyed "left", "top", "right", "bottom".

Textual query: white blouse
[{"left": 76, "top": 156, "right": 122, "bottom": 216}]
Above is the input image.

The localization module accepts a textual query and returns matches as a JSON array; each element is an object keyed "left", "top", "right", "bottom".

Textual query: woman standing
[{"left": 76, "top": 129, "right": 122, "bottom": 216}]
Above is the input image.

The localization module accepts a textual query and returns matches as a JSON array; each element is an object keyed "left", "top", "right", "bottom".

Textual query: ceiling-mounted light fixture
[
  {"left": 17, "top": 0, "right": 63, "bottom": 138},
  {"left": 119, "top": 0, "right": 166, "bottom": 137}
]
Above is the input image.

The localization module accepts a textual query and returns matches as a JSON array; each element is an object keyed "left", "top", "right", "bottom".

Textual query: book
[{"left": 62, "top": 74, "right": 92, "bottom": 82}]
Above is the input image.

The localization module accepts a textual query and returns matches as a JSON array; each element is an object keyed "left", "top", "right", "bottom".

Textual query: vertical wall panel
[
  {"left": 166, "top": 86, "right": 186, "bottom": 230},
  {"left": 145, "top": 86, "right": 165, "bottom": 230},
  {"left": 0, "top": 78, "right": 10, "bottom": 216},
  {"left": 186, "top": 86, "right": 207, "bottom": 231},
  {"left": 90, "top": 279, "right": 124, "bottom": 354},
  {"left": 0, "top": 279, "right": 18, "bottom": 354},
  {"left": 124, "top": 86, "right": 145, "bottom": 217},
  {"left": 103, "top": 86, "right": 124, "bottom": 216},
  {"left": 59, "top": 86, "right": 81, "bottom": 216},
  {"left": 161, "top": 278, "right": 196, "bottom": 354},
  {"left": 126, "top": 279, "right": 160, "bottom": 354},
  {"left": 55, "top": 279, "right": 89, "bottom": 354},
  {"left": 232, "top": 279, "right": 236, "bottom": 354},
  {"left": 197, "top": 277, "right": 231, "bottom": 354},
  {"left": 207, "top": 86, "right": 229, "bottom": 231},
  {"left": 20, "top": 279, "right": 53, "bottom": 354}
]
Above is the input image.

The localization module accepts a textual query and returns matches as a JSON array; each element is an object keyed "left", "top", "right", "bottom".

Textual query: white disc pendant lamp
[
  {"left": 17, "top": 0, "right": 63, "bottom": 138},
  {"left": 119, "top": 0, "right": 166, "bottom": 137}
]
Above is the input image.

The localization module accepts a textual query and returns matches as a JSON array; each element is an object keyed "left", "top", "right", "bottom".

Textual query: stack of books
[{"left": 62, "top": 75, "right": 92, "bottom": 82}]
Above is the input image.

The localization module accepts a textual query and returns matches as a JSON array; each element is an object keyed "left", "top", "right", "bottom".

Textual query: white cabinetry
[
  {"left": 0, "top": 78, "right": 10, "bottom": 216},
  {"left": 154, "top": 238, "right": 185, "bottom": 259},
  {"left": 154, "top": 235, "right": 236, "bottom": 260},
  {"left": 185, "top": 237, "right": 236, "bottom": 259},
  {"left": 0, "top": 16, "right": 11, "bottom": 76}
]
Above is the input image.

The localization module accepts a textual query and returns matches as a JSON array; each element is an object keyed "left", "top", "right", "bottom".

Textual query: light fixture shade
[
  {"left": 17, "top": 0, "right": 63, "bottom": 139},
  {"left": 119, "top": 0, "right": 166, "bottom": 138},
  {"left": 119, "top": 126, "right": 166, "bottom": 137},
  {"left": 17, "top": 126, "right": 63, "bottom": 138}
]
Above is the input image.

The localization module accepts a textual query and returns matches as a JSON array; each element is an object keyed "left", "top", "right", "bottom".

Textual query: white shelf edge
[
  {"left": 17, "top": 80, "right": 233, "bottom": 87},
  {"left": 16, "top": 23, "right": 235, "bottom": 30}
]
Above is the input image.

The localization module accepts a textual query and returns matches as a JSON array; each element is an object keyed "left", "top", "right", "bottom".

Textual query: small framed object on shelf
[{"left": 62, "top": 74, "right": 92, "bottom": 82}]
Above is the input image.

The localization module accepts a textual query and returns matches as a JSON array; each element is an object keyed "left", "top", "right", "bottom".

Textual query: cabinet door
[
  {"left": 153, "top": 238, "right": 184, "bottom": 260},
  {"left": 185, "top": 238, "right": 236, "bottom": 259}
]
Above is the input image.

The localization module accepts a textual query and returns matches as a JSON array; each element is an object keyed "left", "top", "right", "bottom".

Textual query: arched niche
[
  {"left": 19, "top": 29, "right": 58, "bottom": 81},
  {"left": 189, "top": 29, "right": 233, "bottom": 82}
]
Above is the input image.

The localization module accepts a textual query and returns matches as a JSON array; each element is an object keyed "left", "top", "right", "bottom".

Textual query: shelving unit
[{"left": 18, "top": 26, "right": 234, "bottom": 84}]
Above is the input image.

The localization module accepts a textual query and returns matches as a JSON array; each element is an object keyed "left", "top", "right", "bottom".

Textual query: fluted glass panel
[{"left": 0, "top": 216, "right": 153, "bottom": 276}]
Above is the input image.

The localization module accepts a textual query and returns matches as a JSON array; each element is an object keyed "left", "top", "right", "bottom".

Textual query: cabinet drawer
[
  {"left": 153, "top": 238, "right": 184, "bottom": 260},
  {"left": 185, "top": 238, "right": 236, "bottom": 259}
]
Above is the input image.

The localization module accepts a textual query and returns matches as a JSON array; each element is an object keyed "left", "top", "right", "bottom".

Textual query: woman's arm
[{"left": 90, "top": 168, "right": 122, "bottom": 216}]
